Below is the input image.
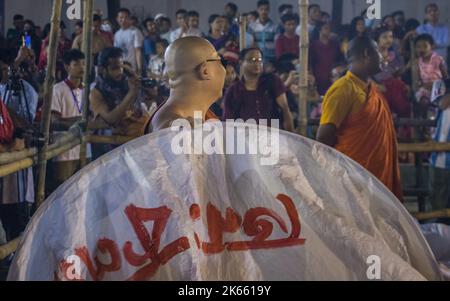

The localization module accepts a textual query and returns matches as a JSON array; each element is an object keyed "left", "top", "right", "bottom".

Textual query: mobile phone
[{"left": 23, "top": 33, "right": 32, "bottom": 49}]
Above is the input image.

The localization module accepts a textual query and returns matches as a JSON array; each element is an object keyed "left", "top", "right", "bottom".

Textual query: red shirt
[
  {"left": 275, "top": 34, "right": 300, "bottom": 60},
  {"left": 222, "top": 74, "right": 287, "bottom": 125}
]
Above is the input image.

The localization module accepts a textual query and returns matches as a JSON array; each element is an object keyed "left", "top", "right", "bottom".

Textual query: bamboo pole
[
  {"left": 87, "top": 135, "right": 133, "bottom": 145},
  {"left": 80, "top": 0, "right": 94, "bottom": 168},
  {"left": 298, "top": 0, "right": 309, "bottom": 137},
  {"left": 239, "top": 15, "right": 247, "bottom": 52},
  {"left": 398, "top": 142, "right": 450, "bottom": 153},
  {"left": 0, "top": 237, "right": 21, "bottom": 261},
  {"left": 0, "top": 158, "right": 34, "bottom": 178},
  {"left": 36, "top": 0, "right": 63, "bottom": 207},
  {"left": 413, "top": 209, "right": 450, "bottom": 221},
  {"left": 0, "top": 148, "right": 37, "bottom": 165}
]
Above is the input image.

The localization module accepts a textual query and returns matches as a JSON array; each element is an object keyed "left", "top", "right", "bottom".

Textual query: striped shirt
[
  {"left": 430, "top": 108, "right": 450, "bottom": 169},
  {"left": 248, "top": 19, "right": 278, "bottom": 60}
]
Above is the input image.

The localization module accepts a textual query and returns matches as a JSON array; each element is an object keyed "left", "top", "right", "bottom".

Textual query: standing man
[
  {"left": 316, "top": 36, "right": 403, "bottom": 201},
  {"left": 114, "top": 8, "right": 144, "bottom": 74},
  {"left": 248, "top": 0, "right": 278, "bottom": 63},
  {"left": 416, "top": 3, "right": 449, "bottom": 62},
  {"left": 51, "top": 49, "right": 91, "bottom": 189},
  {"left": 223, "top": 48, "right": 294, "bottom": 132},
  {"left": 296, "top": 4, "right": 321, "bottom": 36},
  {"left": 170, "top": 9, "right": 188, "bottom": 43}
]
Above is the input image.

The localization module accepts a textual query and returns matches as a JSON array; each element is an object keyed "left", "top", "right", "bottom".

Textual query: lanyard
[{"left": 65, "top": 80, "right": 82, "bottom": 114}]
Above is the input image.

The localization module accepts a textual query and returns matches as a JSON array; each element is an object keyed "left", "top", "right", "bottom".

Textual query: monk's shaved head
[
  {"left": 165, "top": 36, "right": 219, "bottom": 86},
  {"left": 346, "top": 36, "right": 378, "bottom": 62}
]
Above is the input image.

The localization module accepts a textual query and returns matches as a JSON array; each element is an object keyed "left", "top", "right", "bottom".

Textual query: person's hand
[
  {"left": 285, "top": 70, "right": 298, "bottom": 87},
  {"left": 15, "top": 46, "right": 30, "bottom": 65},
  {"left": 181, "top": 19, "right": 189, "bottom": 33},
  {"left": 128, "top": 76, "right": 141, "bottom": 95}
]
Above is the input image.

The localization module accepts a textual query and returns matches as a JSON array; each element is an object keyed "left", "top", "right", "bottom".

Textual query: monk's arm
[{"left": 316, "top": 123, "right": 338, "bottom": 147}]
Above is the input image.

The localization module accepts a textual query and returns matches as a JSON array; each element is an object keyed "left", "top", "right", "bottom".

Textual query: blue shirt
[
  {"left": 248, "top": 19, "right": 278, "bottom": 60},
  {"left": 430, "top": 108, "right": 450, "bottom": 169},
  {"left": 417, "top": 23, "right": 450, "bottom": 61}
]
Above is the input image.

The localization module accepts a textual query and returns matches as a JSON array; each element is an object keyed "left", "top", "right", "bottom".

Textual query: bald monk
[
  {"left": 316, "top": 36, "right": 403, "bottom": 202},
  {"left": 143, "top": 36, "right": 226, "bottom": 133}
]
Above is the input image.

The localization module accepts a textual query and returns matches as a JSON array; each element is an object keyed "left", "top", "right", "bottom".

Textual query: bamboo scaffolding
[
  {"left": 79, "top": 0, "right": 94, "bottom": 168},
  {"left": 0, "top": 148, "right": 37, "bottom": 165},
  {"left": 398, "top": 142, "right": 450, "bottom": 153},
  {"left": 0, "top": 158, "right": 34, "bottom": 178},
  {"left": 36, "top": 0, "right": 63, "bottom": 207},
  {"left": 298, "top": 0, "right": 309, "bottom": 137},
  {"left": 86, "top": 134, "right": 134, "bottom": 145}
]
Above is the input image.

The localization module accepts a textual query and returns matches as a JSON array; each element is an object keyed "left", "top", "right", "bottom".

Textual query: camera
[
  {"left": 141, "top": 78, "right": 159, "bottom": 89},
  {"left": 7, "top": 67, "right": 23, "bottom": 97}
]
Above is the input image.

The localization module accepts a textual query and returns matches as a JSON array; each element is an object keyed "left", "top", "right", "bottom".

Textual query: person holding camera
[
  {"left": 90, "top": 47, "right": 150, "bottom": 139},
  {"left": 0, "top": 48, "right": 37, "bottom": 241}
]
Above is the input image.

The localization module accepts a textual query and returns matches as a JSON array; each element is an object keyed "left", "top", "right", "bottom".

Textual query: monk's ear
[{"left": 196, "top": 62, "right": 211, "bottom": 81}]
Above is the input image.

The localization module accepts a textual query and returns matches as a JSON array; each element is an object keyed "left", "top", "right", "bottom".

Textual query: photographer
[
  {"left": 0, "top": 48, "right": 37, "bottom": 242},
  {"left": 90, "top": 47, "right": 150, "bottom": 138}
]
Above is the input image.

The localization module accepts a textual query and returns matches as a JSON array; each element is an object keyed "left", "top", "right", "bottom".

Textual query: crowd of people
[{"left": 1, "top": 1, "right": 450, "bottom": 263}]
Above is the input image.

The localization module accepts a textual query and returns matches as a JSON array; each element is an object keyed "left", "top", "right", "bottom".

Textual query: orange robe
[
  {"left": 335, "top": 83, "right": 404, "bottom": 201},
  {"left": 141, "top": 101, "right": 218, "bottom": 135}
]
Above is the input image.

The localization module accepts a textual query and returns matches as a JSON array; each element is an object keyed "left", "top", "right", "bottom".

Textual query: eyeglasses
[
  {"left": 245, "top": 57, "right": 263, "bottom": 64},
  {"left": 204, "top": 57, "right": 228, "bottom": 68}
]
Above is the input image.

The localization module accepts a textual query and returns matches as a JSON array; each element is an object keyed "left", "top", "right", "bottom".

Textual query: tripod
[{"left": 1, "top": 67, "right": 33, "bottom": 125}]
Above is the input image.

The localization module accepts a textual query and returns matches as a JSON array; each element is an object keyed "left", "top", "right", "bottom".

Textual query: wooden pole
[
  {"left": 79, "top": 0, "right": 94, "bottom": 168},
  {"left": 0, "top": 158, "right": 34, "bottom": 178},
  {"left": 239, "top": 15, "right": 247, "bottom": 52},
  {"left": 0, "top": 237, "right": 21, "bottom": 261},
  {"left": 36, "top": 0, "right": 63, "bottom": 207},
  {"left": 0, "top": 148, "right": 37, "bottom": 165},
  {"left": 298, "top": 0, "right": 309, "bottom": 137},
  {"left": 413, "top": 209, "right": 450, "bottom": 221}
]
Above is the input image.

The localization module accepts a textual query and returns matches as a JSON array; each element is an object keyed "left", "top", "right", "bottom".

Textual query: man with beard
[{"left": 90, "top": 47, "right": 149, "bottom": 139}]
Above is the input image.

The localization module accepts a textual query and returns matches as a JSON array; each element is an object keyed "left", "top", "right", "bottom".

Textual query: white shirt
[
  {"left": 114, "top": 26, "right": 144, "bottom": 71},
  {"left": 148, "top": 55, "right": 165, "bottom": 77},
  {"left": 51, "top": 80, "right": 91, "bottom": 162}
]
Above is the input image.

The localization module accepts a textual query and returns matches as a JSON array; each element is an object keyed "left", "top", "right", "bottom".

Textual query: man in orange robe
[{"left": 317, "top": 36, "right": 403, "bottom": 201}]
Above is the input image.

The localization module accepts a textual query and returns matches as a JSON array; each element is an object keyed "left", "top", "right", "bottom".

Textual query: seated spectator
[
  {"left": 90, "top": 47, "right": 149, "bottom": 138},
  {"left": 184, "top": 11, "right": 203, "bottom": 38},
  {"left": 275, "top": 13, "right": 300, "bottom": 60}
]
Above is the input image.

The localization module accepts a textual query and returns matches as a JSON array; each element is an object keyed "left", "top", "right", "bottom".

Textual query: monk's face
[
  {"left": 202, "top": 51, "right": 227, "bottom": 98},
  {"left": 366, "top": 43, "right": 384, "bottom": 75}
]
